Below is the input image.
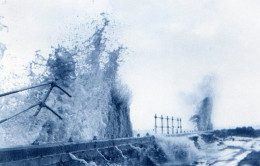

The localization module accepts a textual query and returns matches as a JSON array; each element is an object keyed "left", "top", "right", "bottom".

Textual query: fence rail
[{"left": 154, "top": 114, "right": 182, "bottom": 135}]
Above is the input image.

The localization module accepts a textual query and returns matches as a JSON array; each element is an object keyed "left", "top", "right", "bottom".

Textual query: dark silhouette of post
[
  {"left": 154, "top": 114, "right": 157, "bottom": 134},
  {"left": 161, "top": 115, "right": 163, "bottom": 134},
  {"left": 176, "top": 118, "right": 179, "bottom": 134},
  {"left": 180, "top": 118, "right": 182, "bottom": 133},
  {"left": 171, "top": 116, "right": 174, "bottom": 134},
  {"left": 166, "top": 116, "right": 169, "bottom": 135}
]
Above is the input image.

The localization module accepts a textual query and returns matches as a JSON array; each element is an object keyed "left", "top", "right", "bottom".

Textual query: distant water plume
[
  {"left": 0, "top": 15, "right": 132, "bottom": 147},
  {"left": 190, "top": 75, "right": 215, "bottom": 131}
]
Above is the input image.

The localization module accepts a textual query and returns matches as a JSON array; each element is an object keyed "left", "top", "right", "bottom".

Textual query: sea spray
[
  {"left": 0, "top": 16, "right": 7, "bottom": 69},
  {"left": 0, "top": 15, "right": 132, "bottom": 147},
  {"left": 190, "top": 75, "right": 215, "bottom": 131},
  {"left": 155, "top": 135, "right": 202, "bottom": 165}
]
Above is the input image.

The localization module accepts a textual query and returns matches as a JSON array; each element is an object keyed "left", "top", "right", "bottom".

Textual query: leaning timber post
[
  {"left": 171, "top": 116, "right": 174, "bottom": 135},
  {"left": 166, "top": 116, "right": 169, "bottom": 135},
  {"left": 176, "top": 118, "right": 179, "bottom": 134},
  {"left": 161, "top": 115, "right": 163, "bottom": 134},
  {"left": 154, "top": 114, "right": 157, "bottom": 134}
]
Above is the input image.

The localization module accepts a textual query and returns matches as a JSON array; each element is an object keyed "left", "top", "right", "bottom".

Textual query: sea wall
[{"left": 0, "top": 136, "right": 167, "bottom": 166}]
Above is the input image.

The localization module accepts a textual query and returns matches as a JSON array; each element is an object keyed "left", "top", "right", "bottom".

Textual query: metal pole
[
  {"left": 172, "top": 116, "right": 174, "bottom": 135},
  {"left": 0, "top": 103, "right": 40, "bottom": 124},
  {"left": 52, "top": 82, "right": 72, "bottom": 97},
  {"left": 176, "top": 118, "right": 179, "bottom": 134},
  {"left": 0, "top": 81, "right": 72, "bottom": 125},
  {"left": 180, "top": 118, "right": 182, "bottom": 133},
  {"left": 166, "top": 116, "right": 169, "bottom": 135},
  {"left": 154, "top": 114, "right": 157, "bottom": 134},
  {"left": 34, "top": 85, "right": 53, "bottom": 117},
  {"left": 161, "top": 115, "right": 163, "bottom": 134},
  {"left": 44, "top": 104, "right": 63, "bottom": 120},
  {"left": 0, "top": 81, "right": 52, "bottom": 98},
  {"left": 0, "top": 81, "right": 72, "bottom": 99},
  {"left": 34, "top": 82, "right": 72, "bottom": 118}
]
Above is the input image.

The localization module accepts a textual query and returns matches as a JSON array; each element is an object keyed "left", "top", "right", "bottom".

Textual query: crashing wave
[{"left": 0, "top": 16, "right": 132, "bottom": 147}]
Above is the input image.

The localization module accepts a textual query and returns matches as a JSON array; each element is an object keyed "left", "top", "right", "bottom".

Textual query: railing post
[
  {"left": 161, "top": 115, "right": 163, "bottom": 134},
  {"left": 154, "top": 114, "right": 157, "bottom": 134},
  {"left": 153, "top": 114, "right": 183, "bottom": 135},
  {"left": 176, "top": 118, "right": 179, "bottom": 134},
  {"left": 171, "top": 116, "right": 174, "bottom": 135},
  {"left": 180, "top": 118, "right": 182, "bottom": 133},
  {"left": 166, "top": 116, "right": 169, "bottom": 135}
]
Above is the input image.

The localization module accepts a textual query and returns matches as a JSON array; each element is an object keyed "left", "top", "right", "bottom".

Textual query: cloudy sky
[{"left": 1, "top": 0, "right": 260, "bottom": 130}]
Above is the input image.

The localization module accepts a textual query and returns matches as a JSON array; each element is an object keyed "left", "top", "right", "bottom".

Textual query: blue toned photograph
[{"left": 0, "top": 1, "right": 260, "bottom": 166}]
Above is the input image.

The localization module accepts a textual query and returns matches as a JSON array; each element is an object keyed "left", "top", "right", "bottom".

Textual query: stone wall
[{"left": 0, "top": 136, "right": 168, "bottom": 166}]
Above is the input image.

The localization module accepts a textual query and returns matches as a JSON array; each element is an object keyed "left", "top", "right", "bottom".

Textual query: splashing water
[
  {"left": 190, "top": 75, "right": 215, "bottom": 131},
  {"left": 156, "top": 135, "right": 202, "bottom": 165},
  {"left": 0, "top": 16, "right": 132, "bottom": 147},
  {"left": 0, "top": 16, "right": 7, "bottom": 66}
]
